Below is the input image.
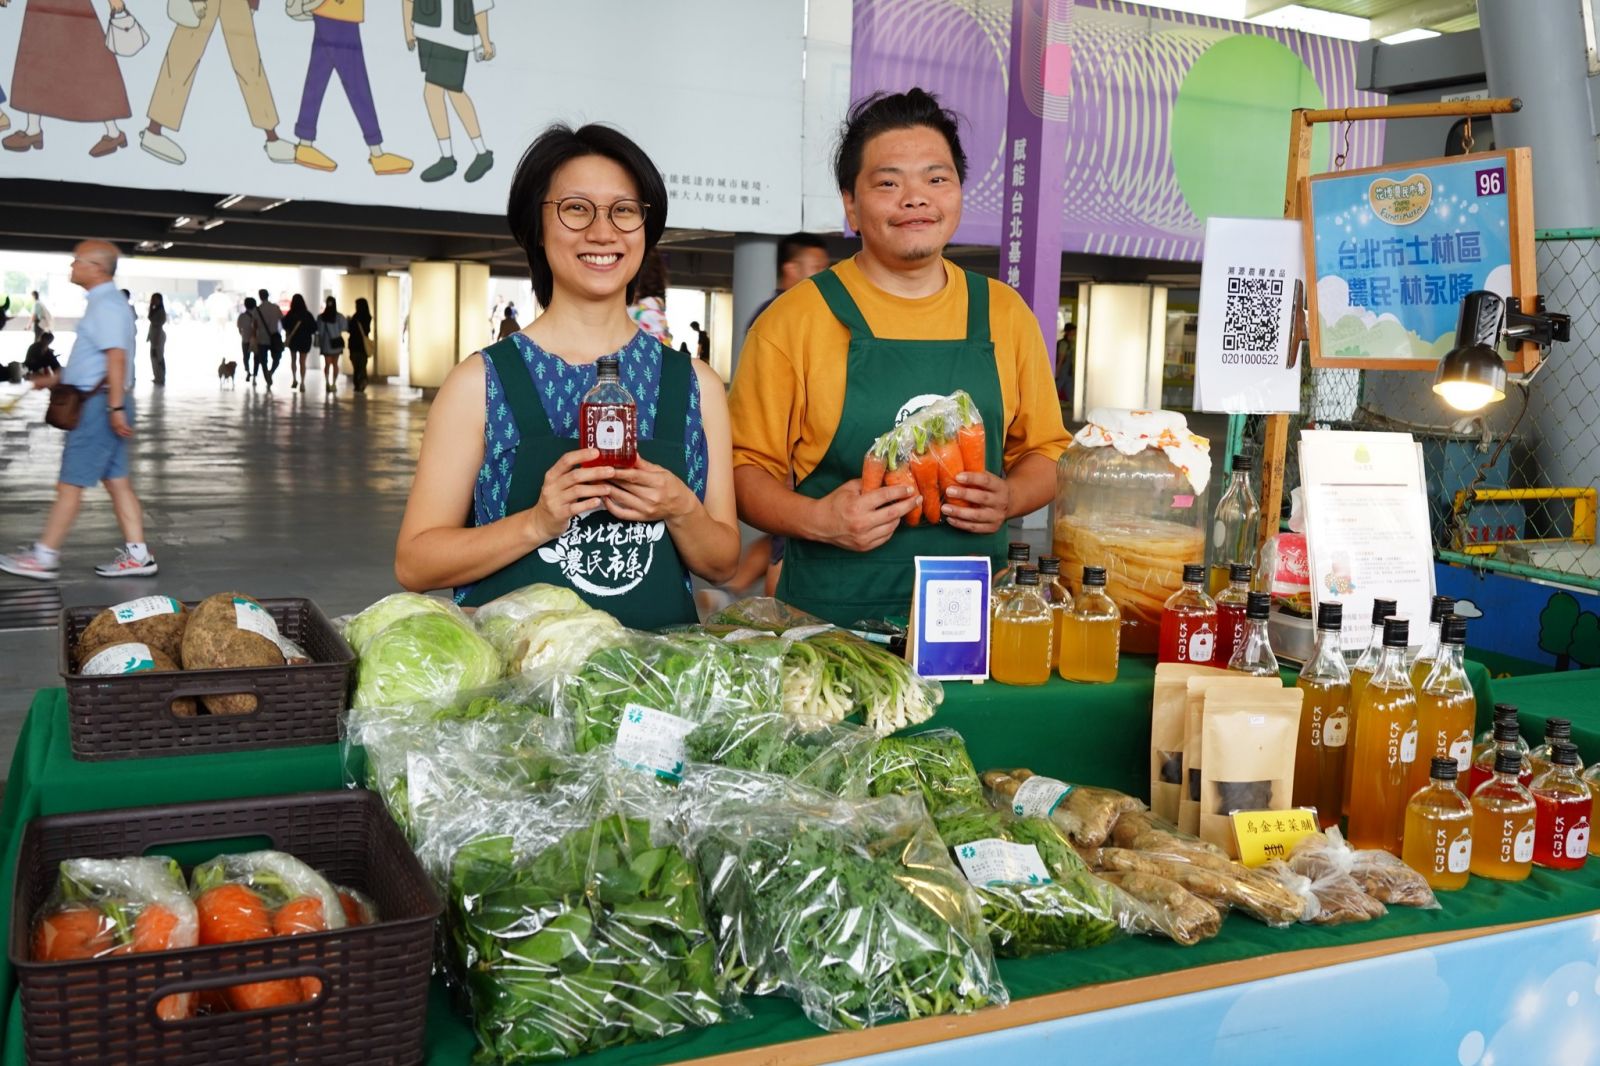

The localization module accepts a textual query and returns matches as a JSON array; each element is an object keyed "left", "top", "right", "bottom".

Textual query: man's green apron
[
  {"left": 777, "top": 267, "right": 1008, "bottom": 625},
  {"left": 456, "top": 337, "right": 698, "bottom": 629}
]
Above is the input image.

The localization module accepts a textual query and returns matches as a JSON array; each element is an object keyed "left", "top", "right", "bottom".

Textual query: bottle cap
[
  {"left": 1382, "top": 617, "right": 1409, "bottom": 648},
  {"left": 1553, "top": 741, "right": 1582, "bottom": 767},
  {"left": 1229, "top": 562, "right": 1253, "bottom": 583},
  {"left": 1430, "top": 756, "right": 1458, "bottom": 781},
  {"left": 1371, "top": 598, "right": 1398, "bottom": 625},
  {"left": 1245, "top": 591, "right": 1271, "bottom": 621},
  {"left": 1493, "top": 702, "right": 1520, "bottom": 721},
  {"left": 1495, "top": 750, "right": 1524, "bottom": 776},
  {"left": 1440, "top": 616, "right": 1467, "bottom": 645},
  {"left": 596, "top": 354, "right": 620, "bottom": 377},
  {"left": 1015, "top": 566, "right": 1040, "bottom": 586},
  {"left": 1038, "top": 556, "right": 1062, "bottom": 576},
  {"left": 1182, "top": 563, "right": 1206, "bottom": 585},
  {"left": 1007, "top": 542, "right": 1031, "bottom": 562},
  {"left": 1430, "top": 595, "right": 1457, "bottom": 624},
  {"left": 1493, "top": 719, "right": 1521, "bottom": 743},
  {"left": 1233, "top": 454, "right": 1255, "bottom": 473},
  {"left": 1316, "top": 602, "right": 1343, "bottom": 631},
  {"left": 1082, "top": 566, "right": 1107, "bottom": 587},
  {"left": 1545, "top": 718, "right": 1572, "bottom": 742}
]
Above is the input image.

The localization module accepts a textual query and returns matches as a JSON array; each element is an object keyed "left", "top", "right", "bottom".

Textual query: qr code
[{"left": 1222, "top": 276, "right": 1285, "bottom": 353}]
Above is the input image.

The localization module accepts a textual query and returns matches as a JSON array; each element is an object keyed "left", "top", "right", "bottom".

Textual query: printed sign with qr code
[{"left": 1222, "top": 275, "right": 1286, "bottom": 358}]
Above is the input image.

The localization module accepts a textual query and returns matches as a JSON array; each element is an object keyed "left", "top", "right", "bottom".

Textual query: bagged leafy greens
[
  {"left": 471, "top": 582, "right": 623, "bottom": 676},
  {"left": 866, "top": 729, "right": 986, "bottom": 818},
  {"left": 683, "top": 710, "right": 877, "bottom": 797},
  {"left": 351, "top": 609, "right": 503, "bottom": 710}
]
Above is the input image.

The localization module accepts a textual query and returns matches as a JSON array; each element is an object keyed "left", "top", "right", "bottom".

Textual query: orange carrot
[
  {"left": 930, "top": 417, "right": 965, "bottom": 501},
  {"left": 861, "top": 439, "right": 887, "bottom": 493},
  {"left": 908, "top": 426, "right": 942, "bottom": 525},
  {"left": 273, "top": 897, "right": 328, "bottom": 1001},
  {"left": 953, "top": 393, "right": 986, "bottom": 474},
  {"left": 32, "top": 906, "right": 114, "bottom": 962},
  {"left": 883, "top": 450, "right": 919, "bottom": 527},
  {"left": 337, "top": 890, "right": 373, "bottom": 927},
  {"left": 197, "top": 884, "right": 302, "bottom": 1012},
  {"left": 133, "top": 905, "right": 193, "bottom": 1020}
]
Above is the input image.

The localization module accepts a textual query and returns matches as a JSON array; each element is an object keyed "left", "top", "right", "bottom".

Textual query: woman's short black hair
[
  {"left": 834, "top": 88, "right": 967, "bottom": 193},
  {"left": 507, "top": 122, "right": 669, "bottom": 309}
]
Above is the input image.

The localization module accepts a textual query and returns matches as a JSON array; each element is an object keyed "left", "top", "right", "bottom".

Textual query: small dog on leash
[{"left": 218, "top": 358, "right": 237, "bottom": 388}]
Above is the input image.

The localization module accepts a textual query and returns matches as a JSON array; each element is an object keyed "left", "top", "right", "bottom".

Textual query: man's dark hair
[
  {"left": 244, "top": 297, "right": 257, "bottom": 310},
  {"left": 833, "top": 88, "right": 967, "bottom": 193},
  {"left": 258, "top": 289, "right": 270, "bottom": 300},
  {"left": 777, "top": 232, "right": 828, "bottom": 271},
  {"left": 507, "top": 122, "right": 667, "bottom": 309}
]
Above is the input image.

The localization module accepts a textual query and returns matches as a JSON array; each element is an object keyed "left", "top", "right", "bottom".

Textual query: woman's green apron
[
  {"left": 776, "top": 267, "right": 1008, "bottom": 625},
  {"left": 457, "top": 337, "right": 698, "bottom": 629}
]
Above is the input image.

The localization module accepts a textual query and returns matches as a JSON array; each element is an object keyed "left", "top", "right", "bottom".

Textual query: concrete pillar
[
  {"left": 336, "top": 272, "right": 377, "bottom": 377},
  {"left": 1478, "top": 0, "right": 1600, "bottom": 230},
  {"left": 298, "top": 267, "right": 324, "bottom": 308},
  {"left": 374, "top": 274, "right": 401, "bottom": 380},
  {"left": 406, "top": 261, "right": 491, "bottom": 390},
  {"left": 731, "top": 235, "right": 777, "bottom": 374},
  {"left": 456, "top": 263, "right": 490, "bottom": 367}
]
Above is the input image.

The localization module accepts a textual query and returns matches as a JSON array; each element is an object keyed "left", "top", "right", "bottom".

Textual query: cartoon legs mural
[
  {"left": 3, "top": 0, "right": 133, "bottom": 157},
  {"left": 402, "top": 0, "right": 496, "bottom": 183},
  {"left": 0, "top": 81, "right": 9, "bottom": 132},
  {"left": 290, "top": 4, "right": 412, "bottom": 176},
  {"left": 142, "top": 0, "right": 294, "bottom": 166}
]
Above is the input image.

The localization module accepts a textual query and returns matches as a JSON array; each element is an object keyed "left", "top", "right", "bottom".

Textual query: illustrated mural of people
[
  {"left": 401, "top": 0, "right": 494, "bottom": 183},
  {"left": 2, "top": 0, "right": 133, "bottom": 157},
  {"left": 1, "top": 82, "right": 10, "bottom": 132},
  {"left": 286, "top": 0, "right": 411, "bottom": 175},
  {"left": 141, "top": 0, "right": 294, "bottom": 165}
]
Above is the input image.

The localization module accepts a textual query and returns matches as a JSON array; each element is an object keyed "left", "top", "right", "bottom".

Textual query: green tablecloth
[
  {"left": 0, "top": 661, "right": 1543, "bottom": 1065},
  {"left": 1490, "top": 669, "right": 1600, "bottom": 758}
]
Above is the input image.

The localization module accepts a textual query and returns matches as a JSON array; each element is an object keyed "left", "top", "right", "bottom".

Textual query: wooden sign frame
[{"left": 1301, "top": 147, "right": 1539, "bottom": 373}]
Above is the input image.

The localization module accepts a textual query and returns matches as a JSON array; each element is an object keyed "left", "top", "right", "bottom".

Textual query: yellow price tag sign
[{"left": 1230, "top": 808, "right": 1321, "bottom": 867}]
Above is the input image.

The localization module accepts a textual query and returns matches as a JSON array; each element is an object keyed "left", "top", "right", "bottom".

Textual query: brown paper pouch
[
  {"left": 1152, "top": 664, "right": 1230, "bottom": 824},
  {"left": 1200, "top": 686, "right": 1306, "bottom": 856},
  {"left": 1182, "top": 675, "right": 1280, "bottom": 836}
]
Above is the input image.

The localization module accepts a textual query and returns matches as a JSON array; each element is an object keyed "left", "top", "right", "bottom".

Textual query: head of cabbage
[
  {"left": 351, "top": 611, "right": 502, "bottom": 709},
  {"left": 343, "top": 593, "right": 460, "bottom": 656}
]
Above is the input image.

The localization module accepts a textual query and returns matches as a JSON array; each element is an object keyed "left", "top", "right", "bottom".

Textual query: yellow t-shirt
[
  {"left": 314, "top": 0, "right": 364, "bottom": 23},
  {"left": 729, "top": 256, "right": 1070, "bottom": 484}
]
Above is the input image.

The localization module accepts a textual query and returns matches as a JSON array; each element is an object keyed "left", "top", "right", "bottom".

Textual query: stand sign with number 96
[{"left": 1476, "top": 167, "right": 1506, "bottom": 196}]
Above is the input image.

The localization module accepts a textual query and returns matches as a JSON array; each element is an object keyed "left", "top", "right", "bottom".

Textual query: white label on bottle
[
  {"left": 925, "top": 579, "right": 982, "bottom": 643},
  {"left": 1187, "top": 624, "right": 1215, "bottom": 664},
  {"left": 1400, "top": 727, "right": 1419, "bottom": 764},
  {"left": 1567, "top": 819, "right": 1590, "bottom": 859},
  {"left": 112, "top": 596, "right": 180, "bottom": 624},
  {"left": 1449, "top": 734, "right": 1474, "bottom": 775},
  {"left": 1324, "top": 716, "right": 1348, "bottom": 749},
  {"left": 613, "top": 704, "right": 697, "bottom": 782},
  {"left": 1010, "top": 776, "right": 1074, "bottom": 818},
  {"left": 1447, "top": 829, "right": 1472, "bottom": 873},
  {"left": 233, "top": 597, "right": 281, "bottom": 642},
  {"left": 1513, "top": 821, "right": 1535, "bottom": 863},
  {"left": 954, "top": 839, "right": 1052, "bottom": 887},
  {"left": 82, "top": 642, "right": 155, "bottom": 676},
  {"left": 596, "top": 418, "right": 623, "bottom": 450}
]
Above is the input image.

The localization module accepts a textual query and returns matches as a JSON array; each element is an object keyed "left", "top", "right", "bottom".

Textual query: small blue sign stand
[{"left": 911, "top": 556, "right": 992, "bottom": 682}]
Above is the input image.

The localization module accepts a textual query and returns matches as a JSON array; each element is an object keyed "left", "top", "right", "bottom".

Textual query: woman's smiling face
[{"left": 541, "top": 154, "right": 647, "bottom": 307}]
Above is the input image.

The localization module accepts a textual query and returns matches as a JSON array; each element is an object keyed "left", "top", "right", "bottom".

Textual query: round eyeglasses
[{"left": 542, "top": 196, "right": 650, "bottom": 233}]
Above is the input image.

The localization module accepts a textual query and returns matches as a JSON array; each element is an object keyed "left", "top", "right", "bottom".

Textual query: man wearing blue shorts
[{"left": 0, "top": 241, "right": 158, "bottom": 581}]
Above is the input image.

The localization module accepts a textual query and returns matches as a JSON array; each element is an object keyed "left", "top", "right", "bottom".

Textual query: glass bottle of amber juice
[
  {"left": 1347, "top": 617, "right": 1418, "bottom": 855},
  {"left": 1403, "top": 757, "right": 1473, "bottom": 891},
  {"left": 1037, "top": 555, "right": 1073, "bottom": 672},
  {"left": 1408, "top": 616, "right": 1475, "bottom": 798},
  {"left": 1470, "top": 749, "right": 1536, "bottom": 882},
  {"left": 991, "top": 567, "right": 1052, "bottom": 686},
  {"left": 1296, "top": 602, "right": 1350, "bottom": 829},
  {"left": 1344, "top": 598, "right": 1398, "bottom": 815},
  {"left": 1058, "top": 565, "right": 1120, "bottom": 683}
]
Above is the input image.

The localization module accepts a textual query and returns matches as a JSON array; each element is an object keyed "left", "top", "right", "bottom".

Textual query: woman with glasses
[{"left": 395, "top": 123, "right": 739, "bottom": 627}]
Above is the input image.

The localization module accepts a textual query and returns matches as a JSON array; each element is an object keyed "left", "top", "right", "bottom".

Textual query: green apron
[
  {"left": 776, "top": 267, "right": 1008, "bottom": 625},
  {"left": 456, "top": 337, "right": 699, "bottom": 629}
]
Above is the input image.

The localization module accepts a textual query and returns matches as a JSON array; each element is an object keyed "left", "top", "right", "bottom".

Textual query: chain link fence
[{"left": 1235, "top": 231, "right": 1600, "bottom": 592}]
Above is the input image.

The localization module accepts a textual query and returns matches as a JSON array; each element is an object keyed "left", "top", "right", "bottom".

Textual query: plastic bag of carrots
[
  {"left": 31, "top": 856, "right": 200, "bottom": 1019},
  {"left": 191, "top": 851, "right": 353, "bottom": 1013},
  {"left": 861, "top": 390, "right": 986, "bottom": 526}
]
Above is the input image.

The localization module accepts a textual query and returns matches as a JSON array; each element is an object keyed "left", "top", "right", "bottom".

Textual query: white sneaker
[
  {"left": 139, "top": 129, "right": 186, "bottom": 165},
  {"left": 264, "top": 137, "right": 295, "bottom": 164},
  {"left": 95, "top": 549, "right": 159, "bottom": 578},
  {"left": 0, "top": 546, "right": 60, "bottom": 581}
]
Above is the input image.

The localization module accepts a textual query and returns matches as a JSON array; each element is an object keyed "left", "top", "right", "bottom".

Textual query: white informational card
[
  {"left": 910, "top": 557, "right": 991, "bottom": 682},
  {"left": 1194, "top": 217, "right": 1304, "bottom": 414},
  {"left": 1298, "top": 430, "right": 1436, "bottom": 652}
]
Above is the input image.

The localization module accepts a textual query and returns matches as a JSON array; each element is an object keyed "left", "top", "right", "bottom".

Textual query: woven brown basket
[
  {"left": 10, "top": 790, "right": 439, "bottom": 1066},
  {"left": 60, "top": 598, "right": 355, "bottom": 761}
]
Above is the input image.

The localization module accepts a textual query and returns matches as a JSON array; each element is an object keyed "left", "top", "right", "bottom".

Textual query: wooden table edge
[{"left": 686, "top": 908, "right": 1599, "bottom": 1066}]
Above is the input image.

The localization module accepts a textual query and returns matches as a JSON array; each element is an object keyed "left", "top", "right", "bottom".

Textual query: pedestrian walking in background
[
  {"left": 349, "top": 296, "right": 372, "bottom": 392},
  {"left": 496, "top": 304, "right": 519, "bottom": 340},
  {"left": 690, "top": 319, "right": 710, "bottom": 362},
  {"left": 284, "top": 292, "right": 316, "bottom": 391},
  {"left": 316, "top": 295, "right": 347, "bottom": 394},
  {"left": 257, "top": 287, "right": 285, "bottom": 381},
  {"left": 30, "top": 290, "right": 51, "bottom": 341},
  {"left": 147, "top": 293, "right": 167, "bottom": 386}
]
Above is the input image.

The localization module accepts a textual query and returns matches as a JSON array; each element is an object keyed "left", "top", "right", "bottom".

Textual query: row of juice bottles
[
  {"left": 989, "top": 543, "right": 1120, "bottom": 686},
  {"left": 1156, "top": 561, "right": 1278, "bottom": 671}
]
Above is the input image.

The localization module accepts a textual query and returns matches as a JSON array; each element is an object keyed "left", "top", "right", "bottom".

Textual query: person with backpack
[
  {"left": 317, "top": 295, "right": 347, "bottom": 394},
  {"left": 256, "top": 288, "right": 285, "bottom": 382}
]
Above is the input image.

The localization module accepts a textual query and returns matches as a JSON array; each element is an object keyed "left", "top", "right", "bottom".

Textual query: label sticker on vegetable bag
[
  {"left": 954, "top": 839, "right": 1053, "bottom": 886},
  {"left": 1010, "top": 775, "right": 1075, "bottom": 818},
  {"left": 112, "top": 596, "right": 181, "bottom": 624},
  {"left": 82, "top": 642, "right": 156, "bottom": 676},
  {"left": 613, "top": 704, "right": 698, "bottom": 781},
  {"left": 233, "top": 597, "right": 282, "bottom": 641}
]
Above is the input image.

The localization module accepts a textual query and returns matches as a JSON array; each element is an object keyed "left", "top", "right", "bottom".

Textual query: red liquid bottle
[
  {"left": 1158, "top": 563, "right": 1218, "bottom": 665},
  {"left": 579, "top": 354, "right": 637, "bottom": 468},
  {"left": 1532, "top": 741, "right": 1591, "bottom": 871},
  {"left": 1469, "top": 714, "right": 1533, "bottom": 796},
  {"left": 1213, "top": 562, "right": 1251, "bottom": 668}
]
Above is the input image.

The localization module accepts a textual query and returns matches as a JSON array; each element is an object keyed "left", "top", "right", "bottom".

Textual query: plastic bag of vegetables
[
  {"left": 472, "top": 583, "right": 624, "bottom": 676},
  {"left": 351, "top": 607, "right": 503, "bottom": 709},
  {"left": 684, "top": 784, "right": 1006, "bottom": 1031},
  {"left": 435, "top": 764, "right": 728, "bottom": 1061},
  {"left": 342, "top": 591, "right": 463, "bottom": 655},
  {"left": 866, "top": 729, "right": 986, "bottom": 819},
  {"left": 683, "top": 710, "right": 877, "bottom": 797},
  {"left": 931, "top": 806, "right": 1121, "bottom": 956},
  {"left": 31, "top": 856, "right": 199, "bottom": 1019},
  {"left": 709, "top": 598, "right": 942, "bottom": 734},
  {"left": 190, "top": 851, "right": 348, "bottom": 1011}
]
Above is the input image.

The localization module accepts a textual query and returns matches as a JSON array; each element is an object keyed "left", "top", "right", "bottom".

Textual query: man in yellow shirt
[{"left": 729, "top": 88, "right": 1071, "bottom": 624}]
